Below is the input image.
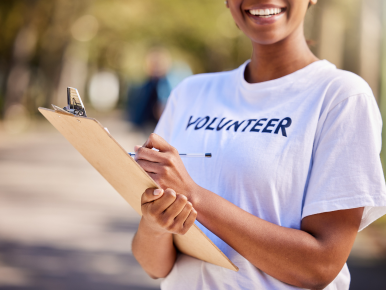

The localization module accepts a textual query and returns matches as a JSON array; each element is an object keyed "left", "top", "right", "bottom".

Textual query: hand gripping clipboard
[{"left": 38, "top": 88, "right": 238, "bottom": 271}]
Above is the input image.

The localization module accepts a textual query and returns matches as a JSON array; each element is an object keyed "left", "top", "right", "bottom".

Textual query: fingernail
[{"left": 154, "top": 189, "right": 163, "bottom": 196}]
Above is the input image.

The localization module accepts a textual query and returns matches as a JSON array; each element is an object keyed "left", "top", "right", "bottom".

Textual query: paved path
[
  {"left": 1, "top": 115, "right": 386, "bottom": 289},
  {"left": 0, "top": 116, "right": 161, "bottom": 290}
]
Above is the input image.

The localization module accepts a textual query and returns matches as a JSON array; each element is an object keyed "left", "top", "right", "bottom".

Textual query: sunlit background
[{"left": 1, "top": 0, "right": 386, "bottom": 289}]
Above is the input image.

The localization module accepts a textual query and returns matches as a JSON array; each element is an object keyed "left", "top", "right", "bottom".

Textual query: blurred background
[{"left": 1, "top": 0, "right": 386, "bottom": 289}]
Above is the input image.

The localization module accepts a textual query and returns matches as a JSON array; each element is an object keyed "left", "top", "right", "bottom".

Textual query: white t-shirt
[{"left": 154, "top": 60, "right": 386, "bottom": 290}]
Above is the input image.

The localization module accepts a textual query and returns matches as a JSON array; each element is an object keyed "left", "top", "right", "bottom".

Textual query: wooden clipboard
[{"left": 39, "top": 107, "right": 238, "bottom": 272}]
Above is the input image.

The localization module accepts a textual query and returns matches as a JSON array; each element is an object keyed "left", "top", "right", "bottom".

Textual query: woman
[{"left": 132, "top": 0, "right": 386, "bottom": 289}]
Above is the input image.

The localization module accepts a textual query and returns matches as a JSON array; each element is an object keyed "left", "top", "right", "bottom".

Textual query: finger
[
  {"left": 163, "top": 194, "right": 189, "bottom": 219},
  {"left": 141, "top": 188, "right": 164, "bottom": 205},
  {"left": 134, "top": 145, "right": 141, "bottom": 152},
  {"left": 173, "top": 201, "right": 193, "bottom": 224},
  {"left": 137, "top": 159, "right": 161, "bottom": 174},
  {"left": 143, "top": 133, "right": 174, "bottom": 153},
  {"left": 150, "top": 188, "right": 178, "bottom": 214},
  {"left": 135, "top": 146, "right": 164, "bottom": 163},
  {"left": 182, "top": 209, "right": 197, "bottom": 233}
]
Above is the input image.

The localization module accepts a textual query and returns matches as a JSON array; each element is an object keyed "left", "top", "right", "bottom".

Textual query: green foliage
[{"left": 0, "top": 0, "right": 252, "bottom": 114}]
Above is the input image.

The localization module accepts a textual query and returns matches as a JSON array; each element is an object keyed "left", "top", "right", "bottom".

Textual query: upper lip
[{"left": 244, "top": 4, "right": 286, "bottom": 10}]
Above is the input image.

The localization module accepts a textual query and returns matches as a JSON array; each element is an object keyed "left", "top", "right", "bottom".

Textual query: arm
[
  {"left": 135, "top": 133, "right": 363, "bottom": 289},
  {"left": 132, "top": 217, "right": 176, "bottom": 279},
  {"left": 132, "top": 188, "right": 197, "bottom": 278},
  {"left": 190, "top": 186, "right": 362, "bottom": 289}
]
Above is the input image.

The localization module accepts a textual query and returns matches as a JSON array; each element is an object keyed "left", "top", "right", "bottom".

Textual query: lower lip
[{"left": 246, "top": 10, "right": 286, "bottom": 25}]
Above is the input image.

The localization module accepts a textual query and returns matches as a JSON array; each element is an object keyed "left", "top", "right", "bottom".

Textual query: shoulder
[
  {"left": 317, "top": 62, "right": 374, "bottom": 107},
  {"left": 326, "top": 69, "right": 372, "bottom": 95},
  {"left": 313, "top": 63, "right": 382, "bottom": 134}
]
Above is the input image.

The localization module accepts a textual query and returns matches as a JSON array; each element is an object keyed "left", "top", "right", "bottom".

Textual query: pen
[{"left": 128, "top": 153, "right": 212, "bottom": 158}]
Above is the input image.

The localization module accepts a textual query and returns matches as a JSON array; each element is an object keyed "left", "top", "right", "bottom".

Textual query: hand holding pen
[
  {"left": 129, "top": 152, "right": 211, "bottom": 158},
  {"left": 133, "top": 133, "right": 204, "bottom": 203}
]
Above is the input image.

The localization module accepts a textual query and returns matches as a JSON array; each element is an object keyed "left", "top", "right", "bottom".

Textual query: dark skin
[
  {"left": 132, "top": 1, "right": 364, "bottom": 289},
  {"left": 229, "top": 0, "right": 319, "bottom": 83}
]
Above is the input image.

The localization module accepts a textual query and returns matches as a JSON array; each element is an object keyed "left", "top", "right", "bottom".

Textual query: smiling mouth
[{"left": 247, "top": 8, "right": 285, "bottom": 18}]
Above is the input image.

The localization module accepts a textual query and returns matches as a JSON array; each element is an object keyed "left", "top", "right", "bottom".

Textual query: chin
[
  {"left": 248, "top": 32, "right": 287, "bottom": 46},
  {"left": 238, "top": 23, "right": 290, "bottom": 46}
]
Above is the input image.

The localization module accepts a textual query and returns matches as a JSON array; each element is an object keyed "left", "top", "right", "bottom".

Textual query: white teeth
[{"left": 249, "top": 8, "right": 282, "bottom": 16}]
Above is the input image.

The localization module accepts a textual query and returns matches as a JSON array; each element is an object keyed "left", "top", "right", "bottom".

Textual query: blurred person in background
[
  {"left": 132, "top": 0, "right": 386, "bottom": 290},
  {"left": 126, "top": 47, "right": 173, "bottom": 133}
]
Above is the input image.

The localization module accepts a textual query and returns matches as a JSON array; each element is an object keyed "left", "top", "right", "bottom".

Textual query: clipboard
[{"left": 38, "top": 88, "right": 238, "bottom": 271}]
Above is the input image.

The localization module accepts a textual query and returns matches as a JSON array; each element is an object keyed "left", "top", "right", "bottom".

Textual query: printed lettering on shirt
[
  {"left": 227, "top": 120, "right": 245, "bottom": 131},
  {"left": 186, "top": 116, "right": 292, "bottom": 137},
  {"left": 195, "top": 116, "right": 210, "bottom": 130}
]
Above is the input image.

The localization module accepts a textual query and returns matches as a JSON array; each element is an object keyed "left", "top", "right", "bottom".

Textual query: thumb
[{"left": 141, "top": 188, "right": 164, "bottom": 205}]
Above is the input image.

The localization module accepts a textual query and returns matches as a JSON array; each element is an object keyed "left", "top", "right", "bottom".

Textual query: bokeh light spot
[
  {"left": 71, "top": 15, "right": 99, "bottom": 42},
  {"left": 89, "top": 71, "right": 120, "bottom": 112}
]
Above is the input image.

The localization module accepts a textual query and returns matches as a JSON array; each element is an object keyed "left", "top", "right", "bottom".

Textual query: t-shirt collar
[{"left": 238, "top": 59, "right": 335, "bottom": 91}]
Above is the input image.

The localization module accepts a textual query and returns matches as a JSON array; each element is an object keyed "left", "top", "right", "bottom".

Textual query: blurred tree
[
  {"left": 0, "top": 0, "right": 383, "bottom": 122},
  {"left": 0, "top": 0, "right": 253, "bottom": 119}
]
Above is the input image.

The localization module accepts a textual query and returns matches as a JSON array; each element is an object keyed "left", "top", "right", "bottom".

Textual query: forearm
[
  {"left": 132, "top": 218, "right": 177, "bottom": 278},
  {"left": 133, "top": 135, "right": 361, "bottom": 287},
  {"left": 191, "top": 187, "right": 349, "bottom": 289}
]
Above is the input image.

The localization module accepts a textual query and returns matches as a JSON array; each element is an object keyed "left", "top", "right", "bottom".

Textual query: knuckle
[
  {"left": 136, "top": 147, "right": 146, "bottom": 158},
  {"left": 149, "top": 133, "right": 157, "bottom": 141},
  {"left": 192, "top": 209, "right": 197, "bottom": 218},
  {"left": 165, "top": 188, "right": 176, "bottom": 198},
  {"left": 160, "top": 166, "right": 167, "bottom": 175},
  {"left": 177, "top": 194, "right": 187, "bottom": 202},
  {"left": 180, "top": 228, "right": 188, "bottom": 235},
  {"left": 170, "top": 146, "right": 178, "bottom": 154},
  {"left": 166, "top": 222, "right": 176, "bottom": 232},
  {"left": 165, "top": 166, "right": 172, "bottom": 175},
  {"left": 164, "top": 155, "right": 173, "bottom": 166},
  {"left": 176, "top": 226, "right": 187, "bottom": 235}
]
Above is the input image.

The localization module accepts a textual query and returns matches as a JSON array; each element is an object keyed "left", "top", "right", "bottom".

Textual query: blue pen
[{"left": 128, "top": 152, "right": 212, "bottom": 158}]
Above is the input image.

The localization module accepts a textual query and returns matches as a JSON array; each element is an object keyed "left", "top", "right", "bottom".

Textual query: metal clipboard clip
[{"left": 51, "top": 87, "right": 87, "bottom": 117}]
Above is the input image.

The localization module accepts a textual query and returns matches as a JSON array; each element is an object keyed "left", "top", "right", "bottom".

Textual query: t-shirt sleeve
[
  {"left": 302, "top": 94, "right": 386, "bottom": 231},
  {"left": 154, "top": 90, "right": 177, "bottom": 143}
]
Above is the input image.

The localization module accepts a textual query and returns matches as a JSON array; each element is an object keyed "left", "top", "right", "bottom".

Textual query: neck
[{"left": 245, "top": 25, "right": 318, "bottom": 83}]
